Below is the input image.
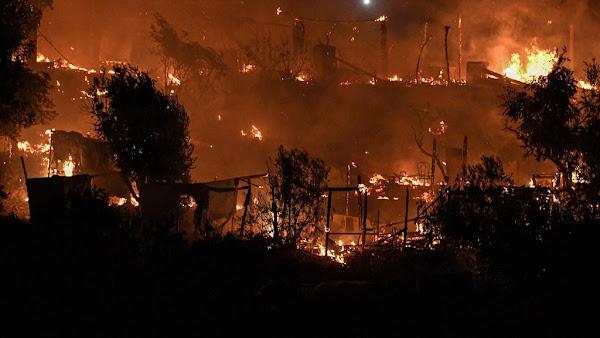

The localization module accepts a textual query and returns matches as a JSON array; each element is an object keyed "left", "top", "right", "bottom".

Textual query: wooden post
[
  {"left": 362, "top": 185, "right": 368, "bottom": 250},
  {"left": 346, "top": 164, "right": 350, "bottom": 230},
  {"left": 431, "top": 138, "right": 437, "bottom": 189},
  {"left": 458, "top": 17, "right": 462, "bottom": 81},
  {"left": 380, "top": 19, "right": 388, "bottom": 78},
  {"left": 20, "top": 156, "right": 28, "bottom": 180},
  {"left": 569, "top": 24, "right": 574, "bottom": 73},
  {"left": 271, "top": 184, "right": 279, "bottom": 241},
  {"left": 240, "top": 185, "right": 251, "bottom": 237},
  {"left": 376, "top": 210, "right": 380, "bottom": 242},
  {"left": 416, "top": 28, "right": 432, "bottom": 84},
  {"left": 462, "top": 136, "right": 468, "bottom": 188},
  {"left": 325, "top": 189, "right": 332, "bottom": 254},
  {"left": 444, "top": 26, "right": 451, "bottom": 84},
  {"left": 403, "top": 186, "right": 409, "bottom": 248}
]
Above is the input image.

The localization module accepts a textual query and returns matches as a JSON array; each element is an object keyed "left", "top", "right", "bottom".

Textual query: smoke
[{"left": 27, "top": 0, "right": 591, "bottom": 187}]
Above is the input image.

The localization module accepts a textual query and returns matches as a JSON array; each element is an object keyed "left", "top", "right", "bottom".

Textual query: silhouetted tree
[
  {"left": 0, "top": 0, "right": 55, "bottom": 139},
  {"left": 88, "top": 64, "right": 195, "bottom": 195},
  {"left": 501, "top": 53, "right": 581, "bottom": 189},
  {"left": 0, "top": 184, "right": 7, "bottom": 212},
  {"left": 502, "top": 53, "right": 600, "bottom": 214},
  {"left": 267, "top": 146, "right": 329, "bottom": 245},
  {"left": 421, "top": 156, "right": 547, "bottom": 282}
]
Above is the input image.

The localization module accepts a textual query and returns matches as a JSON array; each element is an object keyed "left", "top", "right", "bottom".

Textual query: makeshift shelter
[
  {"left": 139, "top": 178, "right": 247, "bottom": 236},
  {"left": 26, "top": 175, "right": 92, "bottom": 223}
]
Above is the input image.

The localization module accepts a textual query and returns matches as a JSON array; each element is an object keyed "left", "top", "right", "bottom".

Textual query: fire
[
  {"left": 503, "top": 43, "right": 557, "bottom": 83},
  {"left": 388, "top": 75, "right": 402, "bottom": 82},
  {"left": 394, "top": 173, "right": 429, "bottom": 187},
  {"left": 242, "top": 64, "right": 256, "bottom": 73},
  {"left": 36, "top": 52, "right": 99, "bottom": 74},
  {"left": 130, "top": 194, "right": 139, "bottom": 207},
  {"left": 17, "top": 141, "right": 33, "bottom": 153},
  {"left": 251, "top": 125, "right": 263, "bottom": 141},
  {"left": 63, "top": 156, "right": 75, "bottom": 177},
  {"left": 168, "top": 73, "right": 181, "bottom": 86},
  {"left": 295, "top": 73, "right": 309, "bottom": 82},
  {"left": 109, "top": 196, "right": 127, "bottom": 206},
  {"left": 578, "top": 80, "right": 596, "bottom": 90},
  {"left": 370, "top": 173, "right": 388, "bottom": 185},
  {"left": 36, "top": 53, "right": 51, "bottom": 63},
  {"left": 375, "top": 15, "right": 388, "bottom": 22}
]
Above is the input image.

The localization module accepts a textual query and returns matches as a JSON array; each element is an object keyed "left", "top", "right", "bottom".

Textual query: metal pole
[
  {"left": 403, "top": 186, "right": 409, "bottom": 248},
  {"left": 357, "top": 175, "right": 362, "bottom": 245},
  {"left": 458, "top": 17, "right": 462, "bottom": 81},
  {"left": 444, "top": 26, "right": 451, "bottom": 84}
]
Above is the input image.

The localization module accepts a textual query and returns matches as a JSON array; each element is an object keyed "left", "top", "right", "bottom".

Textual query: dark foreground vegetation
[{"left": 1, "top": 205, "right": 598, "bottom": 337}]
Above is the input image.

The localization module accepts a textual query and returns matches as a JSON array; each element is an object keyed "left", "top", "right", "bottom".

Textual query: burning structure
[{"left": 3, "top": 0, "right": 598, "bottom": 248}]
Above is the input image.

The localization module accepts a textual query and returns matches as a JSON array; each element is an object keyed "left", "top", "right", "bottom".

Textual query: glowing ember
[
  {"left": 276, "top": 7, "right": 283, "bottom": 15},
  {"left": 503, "top": 43, "right": 557, "bottom": 83}
]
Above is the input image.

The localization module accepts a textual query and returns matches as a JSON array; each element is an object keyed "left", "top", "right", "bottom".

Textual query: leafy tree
[
  {"left": 266, "top": 146, "right": 329, "bottom": 246},
  {"left": 87, "top": 64, "right": 195, "bottom": 194},
  {"left": 0, "top": 184, "right": 7, "bottom": 213},
  {"left": 0, "top": 0, "right": 55, "bottom": 139},
  {"left": 502, "top": 53, "right": 600, "bottom": 214}
]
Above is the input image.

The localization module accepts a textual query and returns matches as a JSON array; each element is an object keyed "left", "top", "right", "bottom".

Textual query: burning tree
[
  {"left": 265, "top": 146, "right": 329, "bottom": 246},
  {"left": 0, "top": 0, "right": 55, "bottom": 139},
  {"left": 502, "top": 53, "right": 600, "bottom": 213},
  {"left": 87, "top": 64, "right": 195, "bottom": 196},
  {"left": 150, "top": 13, "right": 226, "bottom": 96}
]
